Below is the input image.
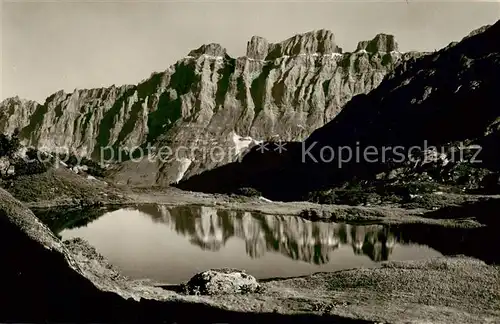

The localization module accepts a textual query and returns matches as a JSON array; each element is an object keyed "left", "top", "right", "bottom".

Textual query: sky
[{"left": 1, "top": 0, "right": 499, "bottom": 103}]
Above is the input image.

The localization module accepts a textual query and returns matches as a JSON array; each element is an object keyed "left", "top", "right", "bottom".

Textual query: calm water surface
[{"left": 56, "top": 205, "right": 443, "bottom": 284}]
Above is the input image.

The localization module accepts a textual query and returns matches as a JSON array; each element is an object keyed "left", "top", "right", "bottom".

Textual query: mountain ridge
[
  {"left": 0, "top": 29, "right": 425, "bottom": 185},
  {"left": 1, "top": 29, "right": 411, "bottom": 107}
]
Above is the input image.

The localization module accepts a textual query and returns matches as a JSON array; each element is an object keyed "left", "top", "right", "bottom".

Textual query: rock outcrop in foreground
[
  {"left": 184, "top": 269, "right": 261, "bottom": 295},
  {"left": 0, "top": 30, "right": 423, "bottom": 185},
  {"left": 1, "top": 188, "right": 499, "bottom": 323}
]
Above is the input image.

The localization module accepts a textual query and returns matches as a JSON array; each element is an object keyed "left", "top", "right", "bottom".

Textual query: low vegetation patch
[{"left": 0, "top": 168, "right": 124, "bottom": 206}]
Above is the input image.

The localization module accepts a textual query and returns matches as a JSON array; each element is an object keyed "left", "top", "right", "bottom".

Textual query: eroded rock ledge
[{"left": 0, "top": 188, "right": 499, "bottom": 323}]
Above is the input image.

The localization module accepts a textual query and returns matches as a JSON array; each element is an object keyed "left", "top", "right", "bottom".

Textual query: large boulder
[{"left": 185, "top": 268, "right": 261, "bottom": 295}]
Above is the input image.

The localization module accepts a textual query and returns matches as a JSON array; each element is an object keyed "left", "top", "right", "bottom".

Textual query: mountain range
[{"left": 0, "top": 30, "right": 423, "bottom": 185}]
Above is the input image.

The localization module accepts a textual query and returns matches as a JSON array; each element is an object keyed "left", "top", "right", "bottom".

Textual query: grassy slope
[{"left": 0, "top": 167, "right": 127, "bottom": 207}]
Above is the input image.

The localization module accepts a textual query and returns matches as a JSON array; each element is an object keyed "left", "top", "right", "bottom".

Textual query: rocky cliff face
[
  {"left": 178, "top": 21, "right": 500, "bottom": 200},
  {"left": 0, "top": 97, "right": 39, "bottom": 136},
  {"left": 356, "top": 34, "right": 398, "bottom": 53},
  {"left": 0, "top": 30, "right": 423, "bottom": 185}
]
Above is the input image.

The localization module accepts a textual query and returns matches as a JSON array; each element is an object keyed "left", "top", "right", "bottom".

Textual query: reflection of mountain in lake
[
  {"left": 37, "top": 203, "right": 499, "bottom": 265},
  {"left": 137, "top": 205, "right": 396, "bottom": 264}
]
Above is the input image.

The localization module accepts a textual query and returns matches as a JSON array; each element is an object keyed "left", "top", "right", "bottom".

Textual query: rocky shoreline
[{"left": 25, "top": 184, "right": 500, "bottom": 229}]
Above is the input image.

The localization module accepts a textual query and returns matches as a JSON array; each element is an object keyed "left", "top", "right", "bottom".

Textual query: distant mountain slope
[
  {"left": 178, "top": 21, "right": 500, "bottom": 200},
  {"left": 0, "top": 31, "right": 422, "bottom": 185}
]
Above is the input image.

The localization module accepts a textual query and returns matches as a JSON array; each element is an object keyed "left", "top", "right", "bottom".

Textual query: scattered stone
[
  {"left": 235, "top": 187, "right": 262, "bottom": 197},
  {"left": 6, "top": 166, "right": 15, "bottom": 176},
  {"left": 266, "top": 29, "right": 343, "bottom": 60}
]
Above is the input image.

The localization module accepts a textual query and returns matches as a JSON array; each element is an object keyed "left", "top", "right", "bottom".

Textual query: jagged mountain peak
[
  {"left": 291, "top": 28, "right": 336, "bottom": 40},
  {"left": 246, "top": 36, "right": 270, "bottom": 60},
  {"left": 266, "top": 29, "right": 342, "bottom": 60},
  {"left": 0, "top": 95, "right": 39, "bottom": 107},
  {"left": 288, "top": 28, "right": 336, "bottom": 40},
  {"left": 356, "top": 33, "right": 399, "bottom": 53},
  {"left": 0, "top": 96, "right": 20, "bottom": 105},
  {"left": 187, "top": 43, "right": 229, "bottom": 59},
  {"left": 245, "top": 29, "right": 405, "bottom": 61}
]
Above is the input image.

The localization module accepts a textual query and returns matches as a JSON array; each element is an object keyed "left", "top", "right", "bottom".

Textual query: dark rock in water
[{"left": 185, "top": 268, "right": 261, "bottom": 295}]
